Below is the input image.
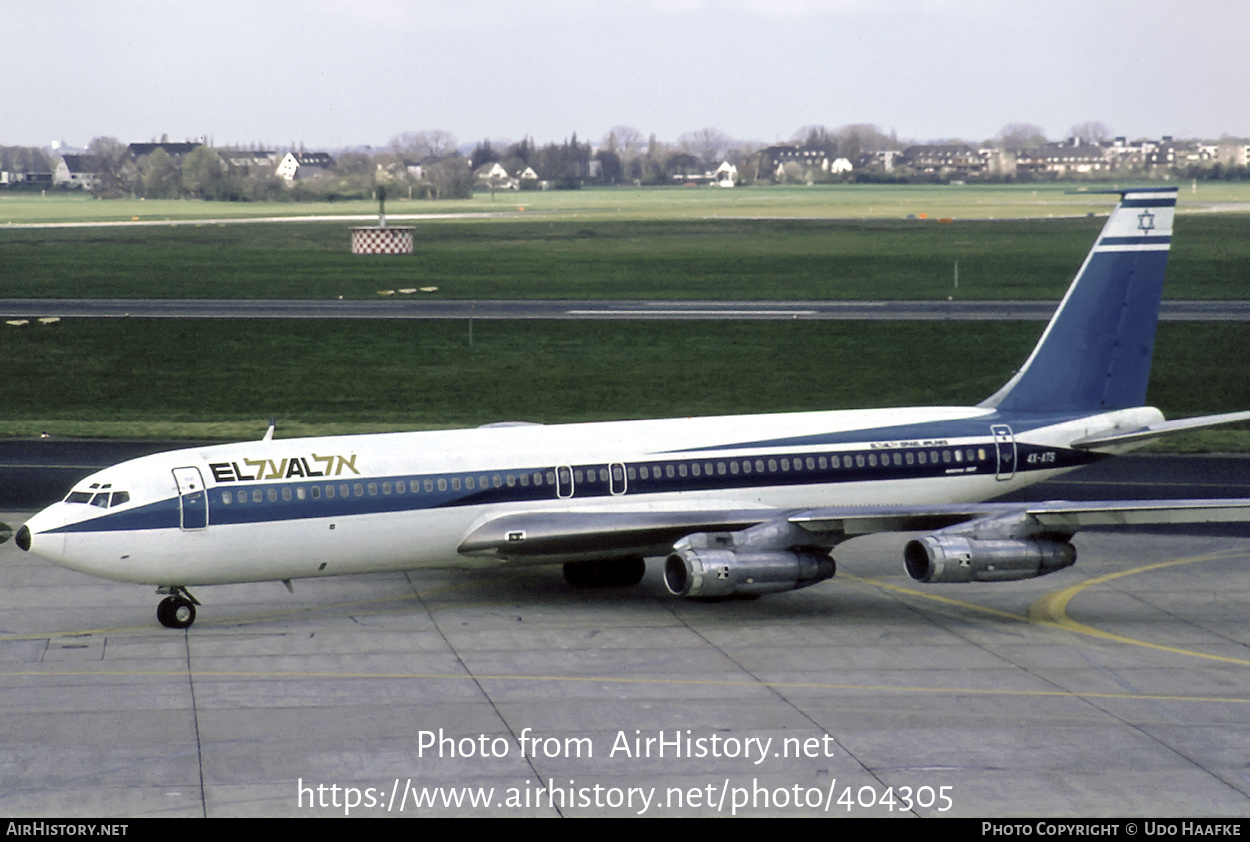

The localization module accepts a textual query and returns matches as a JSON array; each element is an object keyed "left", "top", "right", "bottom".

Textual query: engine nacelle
[
  {"left": 904, "top": 535, "right": 1076, "bottom": 583},
  {"left": 664, "top": 544, "right": 835, "bottom": 598}
]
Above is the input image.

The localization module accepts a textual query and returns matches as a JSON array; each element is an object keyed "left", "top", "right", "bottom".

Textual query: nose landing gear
[{"left": 156, "top": 586, "right": 200, "bottom": 629}]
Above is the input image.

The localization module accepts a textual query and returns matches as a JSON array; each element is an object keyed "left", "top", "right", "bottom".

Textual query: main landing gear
[
  {"left": 156, "top": 586, "right": 200, "bottom": 629},
  {"left": 562, "top": 557, "right": 647, "bottom": 588}
]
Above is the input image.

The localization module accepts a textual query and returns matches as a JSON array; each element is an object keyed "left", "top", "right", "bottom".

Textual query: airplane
[{"left": 14, "top": 186, "right": 1250, "bottom": 629}]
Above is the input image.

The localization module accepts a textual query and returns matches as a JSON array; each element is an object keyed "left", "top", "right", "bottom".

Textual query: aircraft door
[
  {"left": 991, "top": 425, "right": 1016, "bottom": 481},
  {"left": 609, "top": 462, "right": 627, "bottom": 496},
  {"left": 556, "top": 465, "right": 574, "bottom": 499},
  {"left": 173, "top": 466, "right": 208, "bottom": 530}
]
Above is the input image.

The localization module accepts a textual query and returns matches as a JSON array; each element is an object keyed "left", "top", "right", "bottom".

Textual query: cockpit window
[{"left": 66, "top": 489, "right": 130, "bottom": 506}]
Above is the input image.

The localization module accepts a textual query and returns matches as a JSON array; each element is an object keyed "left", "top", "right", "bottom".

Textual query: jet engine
[
  {"left": 904, "top": 535, "right": 1076, "bottom": 583},
  {"left": 664, "top": 520, "right": 836, "bottom": 598}
]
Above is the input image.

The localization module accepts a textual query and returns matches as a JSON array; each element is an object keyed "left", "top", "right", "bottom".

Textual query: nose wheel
[{"left": 156, "top": 587, "right": 200, "bottom": 629}]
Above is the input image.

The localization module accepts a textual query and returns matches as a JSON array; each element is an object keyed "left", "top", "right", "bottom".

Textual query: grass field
[
  {"left": 2, "top": 183, "right": 1248, "bottom": 447},
  {"left": 3, "top": 215, "right": 1249, "bottom": 302},
  {"left": 4, "top": 181, "right": 1250, "bottom": 224},
  {"left": 2, "top": 319, "right": 1248, "bottom": 451}
]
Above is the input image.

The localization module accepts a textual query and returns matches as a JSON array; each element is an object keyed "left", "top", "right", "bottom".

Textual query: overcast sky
[{"left": 6, "top": 0, "right": 1248, "bottom": 151}]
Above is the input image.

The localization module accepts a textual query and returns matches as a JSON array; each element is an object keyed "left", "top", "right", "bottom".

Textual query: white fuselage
[{"left": 20, "top": 404, "right": 1159, "bottom": 587}]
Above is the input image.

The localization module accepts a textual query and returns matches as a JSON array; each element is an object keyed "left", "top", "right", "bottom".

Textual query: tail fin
[{"left": 979, "top": 187, "right": 1177, "bottom": 413}]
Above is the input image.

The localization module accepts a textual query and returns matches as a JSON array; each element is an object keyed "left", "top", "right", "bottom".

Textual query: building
[
  {"left": 55, "top": 155, "right": 104, "bottom": 191},
  {"left": 275, "top": 152, "right": 335, "bottom": 182}
]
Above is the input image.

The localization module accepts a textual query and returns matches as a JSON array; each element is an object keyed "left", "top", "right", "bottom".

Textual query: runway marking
[
  {"left": 849, "top": 550, "right": 1250, "bottom": 667},
  {"left": 0, "top": 666, "right": 1247, "bottom": 705},
  {"left": 565, "top": 309, "right": 819, "bottom": 317},
  {"left": 1027, "top": 550, "right": 1250, "bottom": 666}
]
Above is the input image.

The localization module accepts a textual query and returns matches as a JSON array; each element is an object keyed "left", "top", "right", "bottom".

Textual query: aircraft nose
[{"left": 16, "top": 524, "right": 30, "bottom": 551}]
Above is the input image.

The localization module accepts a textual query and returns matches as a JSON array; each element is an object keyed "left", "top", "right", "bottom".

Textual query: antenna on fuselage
[{"left": 262, "top": 417, "right": 276, "bottom": 442}]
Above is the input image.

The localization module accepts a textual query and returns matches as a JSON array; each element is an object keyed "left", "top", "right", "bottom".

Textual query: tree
[
  {"left": 180, "top": 146, "right": 226, "bottom": 199},
  {"left": 994, "top": 123, "right": 1048, "bottom": 151},
  {"left": 140, "top": 147, "right": 180, "bottom": 198},
  {"left": 86, "top": 137, "right": 137, "bottom": 197},
  {"left": 1068, "top": 121, "right": 1113, "bottom": 144},
  {"left": 678, "top": 127, "right": 733, "bottom": 169},
  {"left": 390, "top": 130, "right": 458, "bottom": 161},
  {"left": 425, "top": 157, "right": 472, "bottom": 200}
]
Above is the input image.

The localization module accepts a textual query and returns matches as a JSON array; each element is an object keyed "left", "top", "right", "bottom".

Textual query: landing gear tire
[
  {"left": 563, "top": 557, "right": 646, "bottom": 588},
  {"left": 157, "top": 596, "right": 197, "bottom": 629}
]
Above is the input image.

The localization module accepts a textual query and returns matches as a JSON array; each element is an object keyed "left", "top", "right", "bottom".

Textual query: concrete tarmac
[{"left": 4, "top": 460, "right": 1250, "bottom": 817}]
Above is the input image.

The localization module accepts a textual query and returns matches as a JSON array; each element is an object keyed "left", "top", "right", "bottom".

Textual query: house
[
  {"left": 127, "top": 142, "right": 202, "bottom": 161},
  {"left": 900, "top": 145, "right": 987, "bottom": 179},
  {"left": 473, "top": 161, "right": 518, "bottom": 190},
  {"left": 220, "top": 150, "right": 277, "bottom": 176},
  {"left": 1015, "top": 139, "right": 1111, "bottom": 176},
  {"left": 275, "top": 152, "right": 335, "bottom": 182},
  {"left": 55, "top": 155, "right": 104, "bottom": 191},
  {"left": 715, "top": 161, "right": 738, "bottom": 187}
]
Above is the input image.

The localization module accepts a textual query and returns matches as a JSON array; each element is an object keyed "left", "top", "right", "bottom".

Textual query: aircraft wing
[
  {"left": 461, "top": 499, "right": 1250, "bottom": 561},
  {"left": 459, "top": 498, "right": 1250, "bottom": 595}
]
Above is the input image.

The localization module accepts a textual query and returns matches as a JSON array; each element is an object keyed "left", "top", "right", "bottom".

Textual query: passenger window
[
  {"left": 438, "top": 478, "right": 448, "bottom": 491},
  {"left": 464, "top": 477, "right": 473, "bottom": 490},
  {"left": 382, "top": 482, "right": 392, "bottom": 495},
  {"left": 666, "top": 465, "right": 675, "bottom": 478},
  {"left": 354, "top": 483, "right": 364, "bottom": 496},
  {"left": 452, "top": 478, "right": 461, "bottom": 491},
  {"left": 426, "top": 479, "right": 435, "bottom": 492},
  {"left": 806, "top": 457, "right": 815, "bottom": 470},
  {"left": 282, "top": 487, "right": 292, "bottom": 501},
  {"left": 222, "top": 491, "right": 232, "bottom": 505},
  {"left": 768, "top": 459, "right": 777, "bottom": 472},
  {"left": 311, "top": 486, "right": 321, "bottom": 499},
  {"left": 268, "top": 488, "right": 278, "bottom": 502},
  {"left": 339, "top": 485, "right": 349, "bottom": 498},
  {"left": 678, "top": 464, "right": 687, "bottom": 478},
  {"left": 325, "top": 485, "right": 335, "bottom": 498},
  {"left": 729, "top": 461, "right": 739, "bottom": 474}
]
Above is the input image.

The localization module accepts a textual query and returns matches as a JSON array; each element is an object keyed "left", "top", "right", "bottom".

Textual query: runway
[
  {"left": 4, "top": 297, "right": 1250, "bottom": 321},
  {"left": 3, "top": 455, "right": 1250, "bottom": 816}
]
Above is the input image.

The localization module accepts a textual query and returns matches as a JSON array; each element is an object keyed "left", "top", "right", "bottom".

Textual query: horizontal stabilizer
[{"left": 1070, "top": 410, "right": 1250, "bottom": 449}]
